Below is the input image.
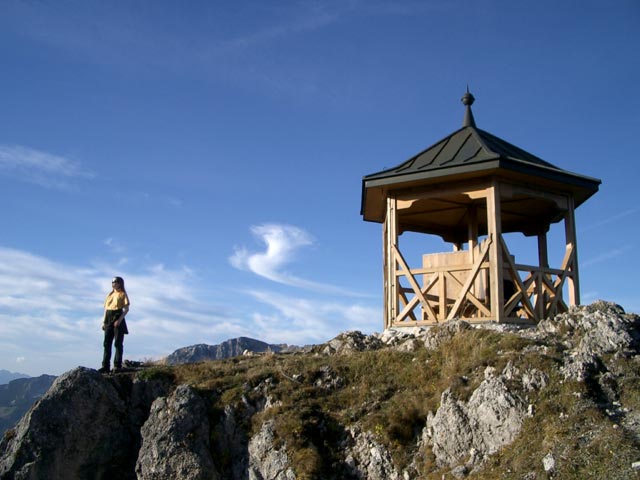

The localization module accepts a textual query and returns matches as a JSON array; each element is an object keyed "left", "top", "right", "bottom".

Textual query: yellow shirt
[{"left": 104, "top": 291, "right": 130, "bottom": 311}]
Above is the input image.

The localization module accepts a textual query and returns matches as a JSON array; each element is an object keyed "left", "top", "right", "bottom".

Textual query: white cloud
[
  {"left": 230, "top": 223, "right": 369, "bottom": 297},
  {"left": 582, "top": 245, "right": 632, "bottom": 268},
  {"left": 582, "top": 207, "right": 640, "bottom": 232},
  {"left": 104, "top": 237, "right": 127, "bottom": 254},
  {"left": 230, "top": 224, "right": 313, "bottom": 283},
  {"left": 0, "top": 144, "right": 94, "bottom": 189},
  {"left": 0, "top": 227, "right": 379, "bottom": 375},
  {"left": 0, "top": 246, "right": 250, "bottom": 375},
  {"left": 245, "top": 290, "right": 380, "bottom": 345}
]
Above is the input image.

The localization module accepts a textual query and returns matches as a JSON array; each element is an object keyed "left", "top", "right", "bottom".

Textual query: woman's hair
[{"left": 112, "top": 276, "right": 127, "bottom": 294}]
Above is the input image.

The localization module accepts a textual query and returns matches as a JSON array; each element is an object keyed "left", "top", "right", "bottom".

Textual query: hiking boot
[{"left": 98, "top": 367, "right": 110, "bottom": 374}]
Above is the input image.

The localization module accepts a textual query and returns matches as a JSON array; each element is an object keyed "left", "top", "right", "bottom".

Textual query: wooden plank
[
  {"left": 397, "top": 273, "right": 439, "bottom": 322},
  {"left": 514, "top": 264, "right": 565, "bottom": 276},
  {"left": 447, "top": 238, "right": 492, "bottom": 320},
  {"left": 487, "top": 182, "right": 505, "bottom": 322},
  {"left": 500, "top": 236, "right": 535, "bottom": 319},
  {"left": 549, "top": 244, "right": 574, "bottom": 314},
  {"left": 382, "top": 215, "right": 389, "bottom": 329},
  {"left": 385, "top": 196, "right": 398, "bottom": 326},
  {"left": 395, "top": 181, "right": 490, "bottom": 202},
  {"left": 438, "top": 272, "right": 446, "bottom": 320},
  {"left": 564, "top": 196, "right": 580, "bottom": 305},
  {"left": 445, "top": 271, "right": 491, "bottom": 317},
  {"left": 393, "top": 244, "right": 438, "bottom": 322}
]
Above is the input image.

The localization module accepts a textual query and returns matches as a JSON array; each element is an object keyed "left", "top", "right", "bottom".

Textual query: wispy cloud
[
  {"left": 230, "top": 223, "right": 367, "bottom": 296},
  {"left": 104, "top": 237, "right": 126, "bottom": 254},
  {"left": 582, "top": 206, "right": 640, "bottom": 232},
  {"left": 582, "top": 244, "right": 632, "bottom": 268},
  {"left": 0, "top": 243, "right": 380, "bottom": 375},
  {"left": 230, "top": 224, "right": 313, "bottom": 283},
  {"left": 246, "top": 289, "right": 380, "bottom": 345},
  {"left": 0, "top": 246, "right": 245, "bottom": 375},
  {"left": 0, "top": 144, "right": 94, "bottom": 189},
  {"left": 113, "top": 190, "right": 183, "bottom": 208}
]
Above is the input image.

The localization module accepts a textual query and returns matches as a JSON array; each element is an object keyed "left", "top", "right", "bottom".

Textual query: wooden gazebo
[{"left": 361, "top": 91, "right": 601, "bottom": 328}]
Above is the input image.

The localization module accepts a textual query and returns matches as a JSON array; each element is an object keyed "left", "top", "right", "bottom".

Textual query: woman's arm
[{"left": 114, "top": 305, "right": 129, "bottom": 327}]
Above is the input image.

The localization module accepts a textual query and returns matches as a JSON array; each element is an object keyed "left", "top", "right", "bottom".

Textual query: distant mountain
[
  {"left": 0, "top": 375, "right": 56, "bottom": 436},
  {"left": 165, "top": 336, "right": 302, "bottom": 365},
  {"left": 0, "top": 369, "right": 30, "bottom": 385}
]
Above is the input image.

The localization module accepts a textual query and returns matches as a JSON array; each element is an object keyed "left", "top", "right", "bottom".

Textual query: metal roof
[{"left": 361, "top": 92, "right": 601, "bottom": 219}]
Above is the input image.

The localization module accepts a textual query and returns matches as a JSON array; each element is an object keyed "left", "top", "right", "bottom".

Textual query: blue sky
[{"left": 0, "top": 0, "right": 638, "bottom": 376}]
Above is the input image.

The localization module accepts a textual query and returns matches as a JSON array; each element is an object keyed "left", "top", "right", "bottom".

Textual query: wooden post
[
  {"left": 468, "top": 205, "right": 479, "bottom": 309},
  {"left": 564, "top": 196, "right": 580, "bottom": 306},
  {"left": 536, "top": 230, "right": 549, "bottom": 320},
  {"left": 385, "top": 196, "right": 399, "bottom": 326},
  {"left": 487, "top": 182, "right": 505, "bottom": 322},
  {"left": 468, "top": 205, "right": 478, "bottom": 263},
  {"left": 537, "top": 230, "right": 549, "bottom": 269},
  {"left": 382, "top": 215, "right": 389, "bottom": 329}
]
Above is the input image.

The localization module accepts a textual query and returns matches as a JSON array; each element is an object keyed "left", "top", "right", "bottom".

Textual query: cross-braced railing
[{"left": 387, "top": 235, "right": 576, "bottom": 327}]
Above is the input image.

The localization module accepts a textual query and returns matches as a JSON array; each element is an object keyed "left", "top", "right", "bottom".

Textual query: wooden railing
[{"left": 389, "top": 236, "right": 575, "bottom": 326}]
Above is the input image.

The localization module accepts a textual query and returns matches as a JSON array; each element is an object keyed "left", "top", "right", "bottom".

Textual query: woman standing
[{"left": 100, "top": 276, "right": 130, "bottom": 373}]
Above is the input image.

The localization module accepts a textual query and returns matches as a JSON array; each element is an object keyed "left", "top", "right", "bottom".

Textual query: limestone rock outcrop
[
  {"left": 0, "top": 301, "right": 637, "bottom": 479},
  {"left": 136, "top": 385, "right": 218, "bottom": 480},
  {"left": 0, "top": 367, "right": 172, "bottom": 479},
  {"left": 425, "top": 364, "right": 530, "bottom": 469}
]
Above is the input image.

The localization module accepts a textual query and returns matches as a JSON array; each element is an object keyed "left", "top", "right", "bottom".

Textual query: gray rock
[
  {"left": 2, "top": 300, "right": 637, "bottom": 479},
  {"left": 323, "top": 331, "right": 383, "bottom": 355},
  {"left": 377, "top": 320, "right": 473, "bottom": 353},
  {"left": 543, "top": 452, "right": 555, "bottom": 473},
  {"left": 0, "top": 374, "right": 56, "bottom": 437},
  {"left": 136, "top": 385, "right": 218, "bottom": 480},
  {"left": 420, "top": 320, "right": 472, "bottom": 351},
  {"left": 248, "top": 420, "right": 296, "bottom": 480},
  {"left": 522, "top": 368, "right": 548, "bottom": 392},
  {"left": 166, "top": 337, "right": 295, "bottom": 365},
  {"left": 426, "top": 363, "right": 527, "bottom": 469},
  {"left": 344, "top": 426, "right": 403, "bottom": 480},
  {"left": 0, "top": 367, "right": 136, "bottom": 480}
]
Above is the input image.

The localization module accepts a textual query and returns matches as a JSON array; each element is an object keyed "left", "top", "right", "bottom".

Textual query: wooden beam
[
  {"left": 393, "top": 244, "right": 439, "bottom": 322},
  {"left": 447, "top": 238, "right": 492, "bottom": 320},
  {"left": 500, "top": 236, "right": 536, "bottom": 319},
  {"left": 549, "top": 244, "right": 574, "bottom": 314},
  {"left": 395, "top": 182, "right": 490, "bottom": 202},
  {"left": 384, "top": 196, "right": 399, "bottom": 328},
  {"left": 445, "top": 271, "right": 491, "bottom": 317},
  {"left": 487, "top": 182, "right": 505, "bottom": 322},
  {"left": 396, "top": 273, "right": 439, "bottom": 322},
  {"left": 564, "top": 196, "right": 580, "bottom": 305}
]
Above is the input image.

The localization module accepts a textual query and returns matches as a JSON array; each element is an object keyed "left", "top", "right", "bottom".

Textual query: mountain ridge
[
  {"left": 164, "top": 335, "right": 305, "bottom": 365},
  {"left": 0, "top": 370, "right": 29, "bottom": 386},
  {"left": 1, "top": 301, "right": 639, "bottom": 479},
  {"left": 0, "top": 375, "right": 56, "bottom": 437}
]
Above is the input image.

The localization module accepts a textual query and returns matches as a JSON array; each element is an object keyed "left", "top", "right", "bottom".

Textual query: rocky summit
[
  {"left": 1, "top": 301, "right": 639, "bottom": 479},
  {"left": 164, "top": 336, "right": 299, "bottom": 366}
]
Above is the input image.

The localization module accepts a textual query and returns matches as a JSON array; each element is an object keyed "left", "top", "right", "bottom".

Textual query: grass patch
[
  {"left": 135, "top": 365, "right": 175, "bottom": 382},
  {"left": 125, "top": 325, "right": 636, "bottom": 479}
]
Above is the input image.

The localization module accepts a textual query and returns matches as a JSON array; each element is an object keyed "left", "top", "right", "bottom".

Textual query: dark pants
[{"left": 102, "top": 309, "right": 126, "bottom": 370}]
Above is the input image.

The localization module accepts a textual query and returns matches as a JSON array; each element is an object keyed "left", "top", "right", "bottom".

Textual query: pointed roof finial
[{"left": 461, "top": 87, "right": 476, "bottom": 128}]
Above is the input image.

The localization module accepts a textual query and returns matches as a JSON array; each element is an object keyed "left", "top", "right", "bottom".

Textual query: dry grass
[{"left": 133, "top": 328, "right": 639, "bottom": 479}]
